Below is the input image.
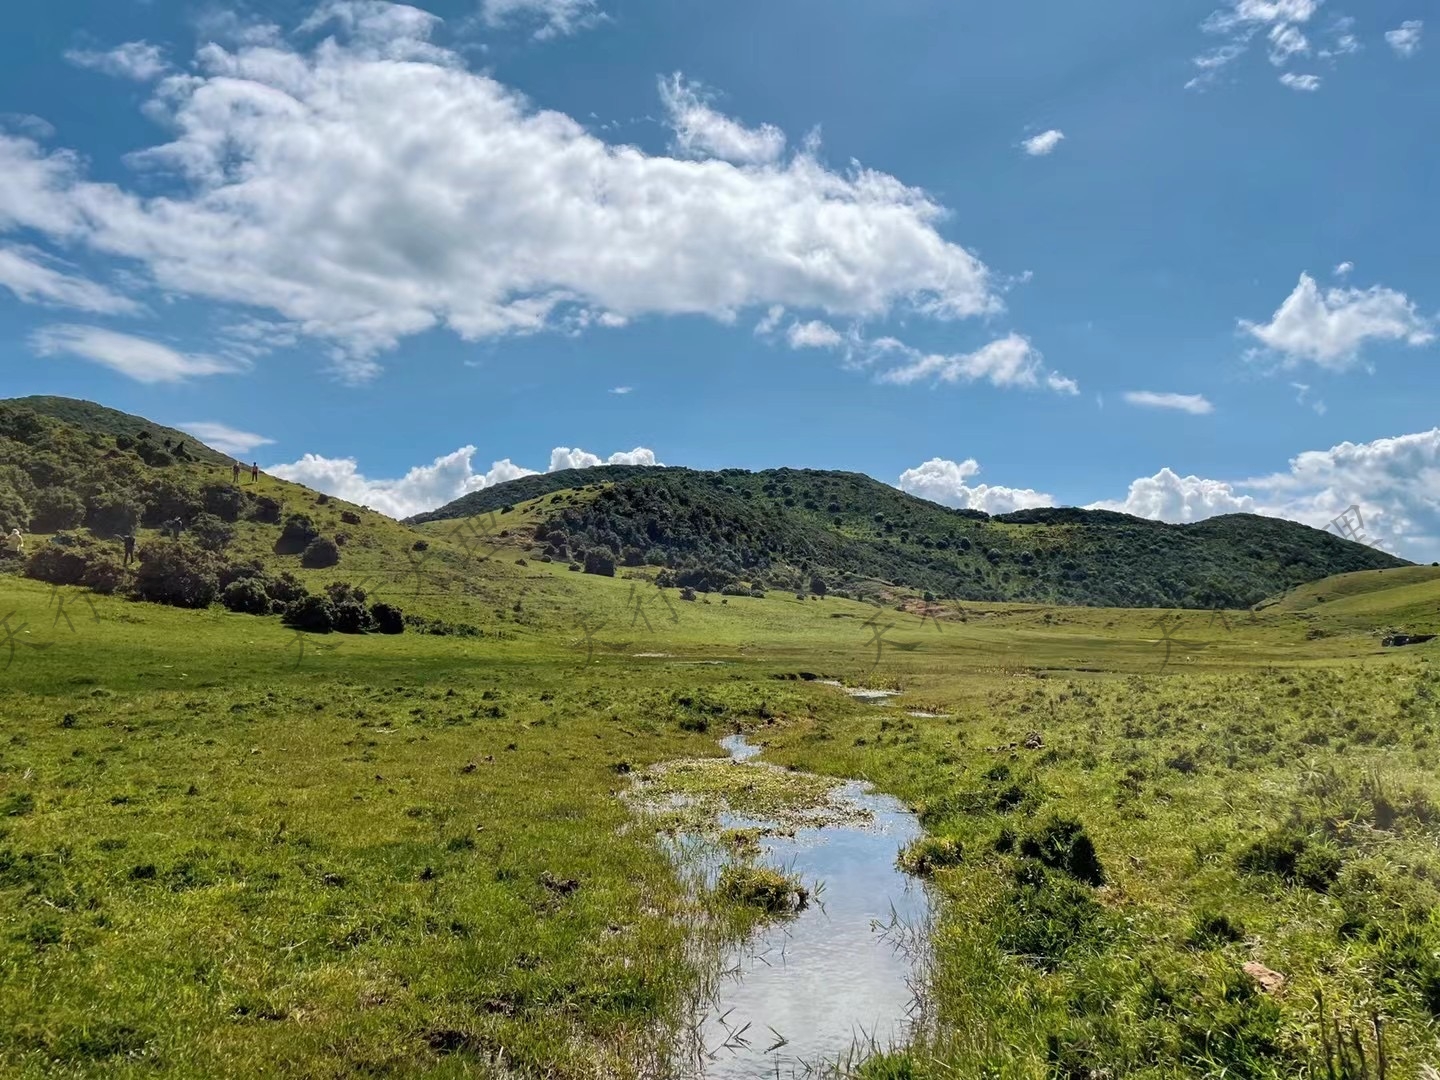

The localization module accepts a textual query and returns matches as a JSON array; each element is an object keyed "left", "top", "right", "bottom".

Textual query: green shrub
[
  {"left": 199, "top": 483, "right": 244, "bottom": 522},
  {"left": 222, "top": 579, "right": 273, "bottom": 615},
  {"left": 86, "top": 493, "right": 142, "bottom": 538},
  {"left": 283, "top": 595, "right": 336, "bottom": 633},
  {"left": 25, "top": 535, "right": 92, "bottom": 586},
  {"left": 300, "top": 537, "right": 340, "bottom": 569},
  {"left": 583, "top": 550, "right": 616, "bottom": 576},
  {"left": 332, "top": 600, "right": 373, "bottom": 634},
  {"left": 189, "top": 512, "right": 235, "bottom": 552},
  {"left": 265, "top": 572, "right": 308, "bottom": 605},
  {"left": 80, "top": 550, "right": 128, "bottom": 595},
  {"left": 29, "top": 488, "right": 84, "bottom": 532},
  {"left": 133, "top": 540, "right": 221, "bottom": 609},
  {"left": 278, "top": 514, "right": 319, "bottom": 553},
  {"left": 370, "top": 603, "right": 405, "bottom": 635}
]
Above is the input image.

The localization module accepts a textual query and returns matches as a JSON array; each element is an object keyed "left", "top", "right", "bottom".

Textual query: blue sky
[{"left": 0, "top": 0, "right": 1436, "bottom": 558}]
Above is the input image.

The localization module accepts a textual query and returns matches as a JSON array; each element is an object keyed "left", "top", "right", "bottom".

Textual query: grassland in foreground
[{"left": 0, "top": 566, "right": 1438, "bottom": 1078}]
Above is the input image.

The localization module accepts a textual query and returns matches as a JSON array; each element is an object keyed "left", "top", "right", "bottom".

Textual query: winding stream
[{"left": 690, "top": 734, "right": 931, "bottom": 1077}]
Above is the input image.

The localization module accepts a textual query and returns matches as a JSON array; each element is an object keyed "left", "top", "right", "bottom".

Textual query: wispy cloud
[
  {"left": 64, "top": 41, "right": 170, "bottom": 81},
  {"left": 1123, "top": 391, "right": 1215, "bottom": 415},
  {"left": 0, "top": 245, "right": 139, "bottom": 314},
  {"left": 177, "top": 422, "right": 276, "bottom": 456},
  {"left": 31, "top": 325, "right": 247, "bottom": 384},
  {"left": 609, "top": 386, "right": 632, "bottom": 395},
  {"left": 478, "top": 0, "right": 604, "bottom": 39},
  {"left": 1279, "top": 72, "right": 1321, "bottom": 91}
]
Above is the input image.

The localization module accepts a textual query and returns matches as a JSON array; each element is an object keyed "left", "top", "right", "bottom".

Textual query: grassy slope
[{"left": 10, "top": 397, "right": 232, "bottom": 466}]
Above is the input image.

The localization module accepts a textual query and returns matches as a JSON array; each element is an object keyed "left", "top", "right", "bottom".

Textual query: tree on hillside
[{"left": 809, "top": 574, "right": 827, "bottom": 599}]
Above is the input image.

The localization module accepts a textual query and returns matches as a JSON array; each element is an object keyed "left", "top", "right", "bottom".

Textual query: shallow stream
[{"left": 687, "top": 734, "right": 931, "bottom": 1078}]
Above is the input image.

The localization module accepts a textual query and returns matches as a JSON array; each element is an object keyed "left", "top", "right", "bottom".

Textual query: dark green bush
[
  {"left": 86, "top": 493, "right": 142, "bottom": 538},
  {"left": 30, "top": 488, "right": 84, "bottom": 532},
  {"left": 278, "top": 514, "right": 319, "bottom": 553},
  {"left": 283, "top": 595, "right": 335, "bottom": 633},
  {"left": 583, "top": 550, "right": 616, "bottom": 576},
  {"left": 222, "top": 579, "right": 273, "bottom": 615},
  {"left": 189, "top": 512, "right": 235, "bottom": 552},
  {"left": 25, "top": 535, "right": 92, "bottom": 586},
  {"left": 370, "top": 603, "right": 405, "bottom": 635},
  {"left": 300, "top": 537, "right": 340, "bottom": 569},
  {"left": 265, "top": 572, "right": 309, "bottom": 605},
  {"left": 332, "top": 600, "right": 373, "bottom": 634},
  {"left": 80, "top": 550, "right": 128, "bottom": 595},
  {"left": 133, "top": 539, "right": 221, "bottom": 609}
]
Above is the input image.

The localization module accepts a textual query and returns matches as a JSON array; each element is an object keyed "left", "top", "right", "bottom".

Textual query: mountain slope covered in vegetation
[{"left": 415, "top": 466, "right": 1409, "bottom": 609}]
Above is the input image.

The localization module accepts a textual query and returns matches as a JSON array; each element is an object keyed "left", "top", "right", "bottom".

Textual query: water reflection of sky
[{"left": 696, "top": 737, "right": 931, "bottom": 1078}]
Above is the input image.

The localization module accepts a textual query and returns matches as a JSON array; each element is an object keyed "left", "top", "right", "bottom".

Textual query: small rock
[
  {"left": 1024, "top": 731, "right": 1044, "bottom": 750},
  {"left": 1243, "top": 961, "right": 1286, "bottom": 994},
  {"left": 460, "top": 762, "right": 477, "bottom": 774}
]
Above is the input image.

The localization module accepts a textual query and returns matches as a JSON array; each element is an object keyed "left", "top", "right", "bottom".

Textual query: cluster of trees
[{"left": 20, "top": 532, "right": 406, "bottom": 635}]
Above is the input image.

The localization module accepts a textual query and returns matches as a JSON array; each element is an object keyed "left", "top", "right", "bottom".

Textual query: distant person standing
[
  {"left": 251, "top": 462, "right": 259, "bottom": 483},
  {"left": 122, "top": 533, "right": 136, "bottom": 567},
  {"left": 232, "top": 461, "right": 241, "bottom": 483}
]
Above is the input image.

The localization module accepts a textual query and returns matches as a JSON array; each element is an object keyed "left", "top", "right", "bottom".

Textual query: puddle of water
[
  {"left": 689, "top": 735, "right": 930, "bottom": 1078},
  {"left": 815, "top": 680, "right": 903, "bottom": 704}
]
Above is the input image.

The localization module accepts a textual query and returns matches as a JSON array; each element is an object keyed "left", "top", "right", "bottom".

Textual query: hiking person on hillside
[
  {"left": 251, "top": 462, "right": 260, "bottom": 482},
  {"left": 233, "top": 461, "right": 241, "bottom": 483},
  {"left": 122, "top": 533, "right": 136, "bottom": 567},
  {"left": 4, "top": 529, "right": 22, "bottom": 558}
]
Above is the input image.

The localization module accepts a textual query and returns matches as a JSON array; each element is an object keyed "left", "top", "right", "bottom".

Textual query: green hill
[
  {"left": 412, "top": 465, "right": 1408, "bottom": 610},
  {"left": 8, "top": 395, "right": 232, "bottom": 466}
]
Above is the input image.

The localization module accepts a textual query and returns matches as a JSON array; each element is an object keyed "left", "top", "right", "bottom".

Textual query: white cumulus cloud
[
  {"left": 270, "top": 441, "right": 661, "bottom": 518},
  {"left": 897, "top": 458, "right": 1055, "bottom": 515},
  {"left": 1090, "top": 468, "right": 1257, "bottom": 522},
  {"left": 30, "top": 325, "right": 246, "bottom": 383},
  {"left": 786, "top": 320, "right": 843, "bottom": 350},
  {"left": 1123, "top": 391, "right": 1215, "bottom": 415},
  {"left": 1387, "top": 21, "right": 1423, "bottom": 57},
  {"left": 1241, "top": 273, "right": 1434, "bottom": 369},
  {"left": 1021, "top": 130, "right": 1065, "bottom": 157},
  {"left": 1, "top": 5, "right": 1003, "bottom": 382},
  {"left": 660, "top": 74, "right": 787, "bottom": 165}
]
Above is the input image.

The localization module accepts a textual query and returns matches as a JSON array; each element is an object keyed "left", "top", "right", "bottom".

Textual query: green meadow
[{"left": 2, "top": 552, "right": 1438, "bottom": 1077}]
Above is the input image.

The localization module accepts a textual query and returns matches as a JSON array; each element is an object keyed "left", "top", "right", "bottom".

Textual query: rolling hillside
[{"left": 414, "top": 465, "right": 1409, "bottom": 609}]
